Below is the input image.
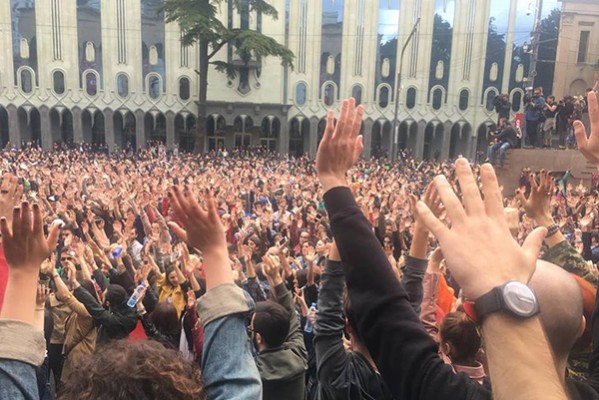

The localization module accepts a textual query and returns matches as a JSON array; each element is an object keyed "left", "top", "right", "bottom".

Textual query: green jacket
[
  {"left": 542, "top": 240, "right": 598, "bottom": 287},
  {"left": 255, "top": 283, "right": 308, "bottom": 400}
]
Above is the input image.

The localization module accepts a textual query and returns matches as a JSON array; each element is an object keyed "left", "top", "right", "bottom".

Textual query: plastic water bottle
[
  {"left": 127, "top": 282, "right": 146, "bottom": 308},
  {"left": 303, "top": 302, "right": 318, "bottom": 333}
]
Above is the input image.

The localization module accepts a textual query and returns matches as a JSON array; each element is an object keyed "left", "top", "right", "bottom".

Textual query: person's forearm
[
  {"left": 307, "top": 260, "right": 315, "bottom": 286},
  {"left": 0, "top": 271, "right": 37, "bottom": 326},
  {"left": 203, "top": 247, "right": 234, "bottom": 291},
  {"left": 535, "top": 215, "right": 565, "bottom": 248},
  {"left": 188, "top": 271, "right": 201, "bottom": 291},
  {"left": 482, "top": 314, "right": 567, "bottom": 400},
  {"left": 246, "top": 258, "right": 256, "bottom": 278},
  {"left": 409, "top": 222, "right": 428, "bottom": 259}
]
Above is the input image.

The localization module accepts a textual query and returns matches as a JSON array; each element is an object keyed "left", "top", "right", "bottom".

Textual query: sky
[{"left": 376, "top": 0, "right": 561, "bottom": 44}]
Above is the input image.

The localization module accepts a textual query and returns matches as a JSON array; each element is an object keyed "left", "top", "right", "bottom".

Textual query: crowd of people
[
  {"left": 487, "top": 85, "right": 597, "bottom": 167},
  {"left": 0, "top": 91, "right": 598, "bottom": 400}
]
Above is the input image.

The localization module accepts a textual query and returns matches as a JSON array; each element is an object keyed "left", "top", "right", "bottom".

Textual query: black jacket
[
  {"left": 495, "top": 125, "right": 518, "bottom": 148},
  {"left": 314, "top": 259, "right": 393, "bottom": 400},
  {"left": 74, "top": 286, "right": 138, "bottom": 345},
  {"left": 324, "top": 187, "right": 599, "bottom": 399}
]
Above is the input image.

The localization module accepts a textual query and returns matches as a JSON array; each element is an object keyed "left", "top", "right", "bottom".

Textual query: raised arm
[
  {"left": 0, "top": 201, "right": 59, "bottom": 399},
  {"left": 262, "top": 254, "right": 306, "bottom": 359},
  {"left": 313, "top": 241, "right": 351, "bottom": 393},
  {"left": 517, "top": 170, "right": 598, "bottom": 286},
  {"left": 168, "top": 187, "right": 261, "bottom": 400}
]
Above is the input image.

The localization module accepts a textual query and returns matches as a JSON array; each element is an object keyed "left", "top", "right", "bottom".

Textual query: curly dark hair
[{"left": 59, "top": 339, "right": 206, "bottom": 400}]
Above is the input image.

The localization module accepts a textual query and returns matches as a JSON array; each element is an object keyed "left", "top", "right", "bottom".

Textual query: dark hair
[
  {"left": 79, "top": 279, "right": 97, "bottom": 300},
  {"left": 439, "top": 311, "right": 481, "bottom": 364},
  {"left": 151, "top": 301, "right": 182, "bottom": 337},
  {"left": 254, "top": 301, "right": 290, "bottom": 348},
  {"left": 59, "top": 339, "right": 206, "bottom": 400}
]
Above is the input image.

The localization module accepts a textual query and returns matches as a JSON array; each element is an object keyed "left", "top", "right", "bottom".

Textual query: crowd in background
[{"left": 0, "top": 92, "right": 598, "bottom": 400}]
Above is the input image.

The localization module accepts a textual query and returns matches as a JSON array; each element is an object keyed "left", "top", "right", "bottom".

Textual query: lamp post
[
  {"left": 527, "top": 0, "right": 544, "bottom": 88},
  {"left": 391, "top": 17, "right": 420, "bottom": 162}
]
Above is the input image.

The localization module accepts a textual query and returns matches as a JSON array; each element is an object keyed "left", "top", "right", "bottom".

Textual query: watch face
[{"left": 503, "top": 281, "right": 538, "bottom": 317}]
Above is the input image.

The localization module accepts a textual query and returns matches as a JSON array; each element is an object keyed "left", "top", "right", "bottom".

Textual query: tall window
[
  {"left": 459, "top": 89, "right": 469, "bottom": 111},
  {"left": 20, "top": 69, "right": 33, "bottom": 93},
  {"left": 319, "top": 0, "right": 344, "bottom": 94},
  {"left": 148, "top": 75, "right": 161, "bottom": 99},
  {"left": 323, "top": 84, "right": 335, "bottom": 106},
  {"left": 374, "top": 0, "right": 399, "bottom": 101},
  {"left": 85, "top": 72, "right": 98, "bottom": 96},
  {"left": 11, "top": 0, "right": 38, "bottom": 85},
  {"left": 432, "top": 88, "right": 443, "bottom": 110},
  {"left": 142, "top": 1, "right": 166, "bottom": 91},
  {"left": 179, "top": 77, "right": 190, "bottom": 100},
  {"left": 577, "top": 31, "right": 590, "bottom": 63},
  {"left": 53, "top": 71, "right": 65, "bottom": 95},
  {"left": 352, "top": 85, "right": 362, "bottom": 105},
  {"left": 428, "top": 0, "right": 455, "bottom": 98},
  {"left": 378, "top": 86, "right": 389, "bottom": 108},
  {"left": 77, "top": 0, "right": 103, "bottom": 89},
  {"left": 295, "top": 83, "right": 307, "bottom": 106},
  {"left": 117, "top": 74, "right": 129, "bottom": 97},
  {"left": 406, "top": 88, "right": 417, "bottom": 109}
]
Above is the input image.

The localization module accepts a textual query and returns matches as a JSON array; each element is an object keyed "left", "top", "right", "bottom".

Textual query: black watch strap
[{"left": 474, "top": 287, "right": 503, "bottom": 320}]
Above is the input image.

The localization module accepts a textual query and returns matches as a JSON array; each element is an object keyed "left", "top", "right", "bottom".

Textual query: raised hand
[
  {"left": 168, "top": 187, "right": 226, "bottom": 254},
  {"left": 316, "top": 98, "right": 365, "bottom": 192},
  {"left": 36, "top": 284, "right": 50, "bottom": 308},
  {"left": 0, "top": 203, "right": 60, "bottom": 274},
  {"left": 262, "top": 254, "right": 283, "bottom": 287},
  {"left": 409, "top": 182, "right": 443, "bottom": 226},
  {"left": 575, "top": 91, "right": 599, "bottom": 168},
  {"left": 0, "top": 173, "right": 23, "bottom": 227},
  {"left": 515, "top": 170, "right": 555, "bottom": 225},
  {"left": 168, "top": 186, "right": 230, "bottom": 290},
  {"left": 416, "top": 159, "right": 546, "bottom": 300}
]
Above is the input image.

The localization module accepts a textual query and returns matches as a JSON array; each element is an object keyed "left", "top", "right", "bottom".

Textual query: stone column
[
  {"left": 309, "top": 118, "right": 318, "bottom": 159},
  {"left": 414, "top": 120, "right": 426, "bottom": 160},
  {"left": 135, "top": 110, "right": 146, "bottom": 150},
  {"left": 279, "top": 118, "right": 289, "bottom": 155},
  {"left": 362, "top": 119, "right": 373, "bottom": 159},
  {"left": 441, "top": 121, "right": 453, "bottom": 160},
  {"left": 166, "top": 112, "right": 176, "bottom": 150},
  {"left": 39, "top": 107, "right": 53, "bottom": 150},
  {"left": 7, "top": 105, "right": 22, "bottom": 148},
  {"left": 72, "top": 108, "right": 83, "bottom": 144},
  {"left": 104, "top": 109, "right": 116, "bottom": 153}
]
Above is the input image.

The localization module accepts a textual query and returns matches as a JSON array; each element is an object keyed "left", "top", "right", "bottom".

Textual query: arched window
[
  {"left": 53, "top": 71, "right": 65, "bottom": 95},
  {"left": 351, "top": 85, "right": 362, "bottom": 106},
  {"left": 459, "top": 89, "right": 469, "bottom": 111},
  {"left": 85, "top": 72, "right": 98, "bottom": 96},
  {"left": 117, "top": 74, "right": 129, "bottom": 98},
  {"left": 148, "top": 75, "right": 161, "bottom": 99},
  {"left": 323, "top": 83, "right": 335, "bottom": 106},
  {"left": 406, "top": 87, "right": 416, "bottom": 109},
  {"left": 378, "top": 86, "right": 390, "bottom": 108},
  {"left": 179, "top": 77, "right": 190, "bottom": 100},
  {"left": 295, "top": 82, "right": 307, "bottom": 106},
  {"left": 512, "top": 91, "right": 522, "bottom": 112},
  {"left": 20, "top": 69, "right": 33, "bottom": 93},
  {"left": 486, "top": 90, "right": 497, "bottom": 112},
  {"left": 432, "top": 88, "right": 443, "bottom": 110}
]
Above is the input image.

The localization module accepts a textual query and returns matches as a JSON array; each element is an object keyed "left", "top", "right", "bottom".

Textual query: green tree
[
  {"left": 535, "top": 8, "right": 560, "bottom": 94},
  {"left": 161, "top": 0, "right": 294, "bottom": 152}
]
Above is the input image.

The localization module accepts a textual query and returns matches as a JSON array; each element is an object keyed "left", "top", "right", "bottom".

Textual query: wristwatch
[{"left": 474, "top": 280, "right": 540, "bottom": 321}]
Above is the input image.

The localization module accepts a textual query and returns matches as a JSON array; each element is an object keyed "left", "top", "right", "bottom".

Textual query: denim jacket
[
  {"left": 197, "top": 283, "right": 262, "bottom": 400},
  {"left": 0, "top": 319, "right": 46, "bottom": 400}
]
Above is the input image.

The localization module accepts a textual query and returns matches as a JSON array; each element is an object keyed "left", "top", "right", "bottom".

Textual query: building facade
[
  {"left": 552, "top": 0, "right": 599, "bottom": 99},
  {"left": 0, "top": 0, "right": 563, "bottom": 159}
]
